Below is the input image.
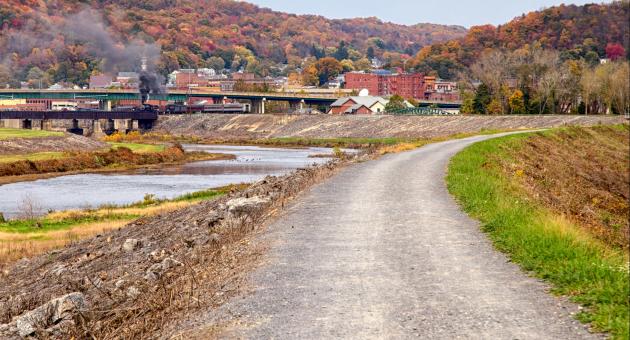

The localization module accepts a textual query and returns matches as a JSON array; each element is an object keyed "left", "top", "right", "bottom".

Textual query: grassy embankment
[
  {"left": 0, "top": 128, "right": 66, "bottom": 163},
  {"left": 0, "top": 185, "right": 245, "bottom": 269},
  {"left": 0, "top": 128, "right": 64, "bottom": 140},
  {"left": 0, "top": 129, "right": 231, "bottom": 181},
  {"left": 447, "top": 125, "right": 629, "bottom": 339}
]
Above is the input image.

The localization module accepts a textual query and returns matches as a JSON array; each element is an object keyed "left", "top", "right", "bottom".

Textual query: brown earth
[
  {"left": 155, "top": 114, "right": 627, "bottom": 140},
  {"left": 502, "top": 125, "right": 630, "bottom": 248},
  {"left": 0, "top": 134, "right": 107, "bottom": 155},
  {"left": 0, "top": 156, "right": 357, "bottom": 339}
]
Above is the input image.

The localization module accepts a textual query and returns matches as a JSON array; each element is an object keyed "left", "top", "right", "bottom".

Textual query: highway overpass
[{"left": 0, "top": 89, "right": 461, "bottom": 113}]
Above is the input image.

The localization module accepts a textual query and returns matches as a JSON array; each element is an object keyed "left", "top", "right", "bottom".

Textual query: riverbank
[
  {"left": 0, "top": 128, "right": 106, "bottom": 154},
  {"left": 0, "top": 144, "right": 235, "bottom": 185},
  {"left": 0, "top": 185, "right": 245, "bottom": 269},
  {"left": 447, "top": 125, "right": 629, "bottom": 339},
  {"left": 0, "top": 156, "right": 357, "bottom": 338}
]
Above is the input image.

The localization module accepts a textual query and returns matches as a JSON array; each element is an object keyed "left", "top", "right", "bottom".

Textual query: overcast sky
[{"left": 245, "top": 0, "right": 612, "bottom": 27}]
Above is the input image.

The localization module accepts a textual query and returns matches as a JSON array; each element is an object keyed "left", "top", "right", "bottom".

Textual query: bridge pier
[
  {"left": 37, "top": 119, "right": 53, "bottom": 131},
  {"left": 251, "top": 98, "right": 266, "bottom": 114},
  {"left": 289, "top": 99, "right": 305, "bottom": 113},
  {"left": 1, "top": 119, "right": 21, "bottom": 129},
  {"left": 98, "top": 100, "right": 112, "bottom": 111},
  {"left": 91, "top": 120, "right": 104, "bottom": 137},
  {"left": 114, "top": 119, "right": 132, "bottom": 134}
]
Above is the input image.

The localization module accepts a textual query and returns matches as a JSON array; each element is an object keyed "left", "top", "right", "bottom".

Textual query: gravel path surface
[{"left": 198, "top": 134, "right": 597, "bottom": 339}]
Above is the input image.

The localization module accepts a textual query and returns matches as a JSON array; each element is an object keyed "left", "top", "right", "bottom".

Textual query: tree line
[{"left": 460, "top": 46, "right": 629, "bottom": 114}]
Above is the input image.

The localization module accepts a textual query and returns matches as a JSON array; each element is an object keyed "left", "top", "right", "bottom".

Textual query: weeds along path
[{"left": 182, "top": 133, "right": 597, "bottom": 339}]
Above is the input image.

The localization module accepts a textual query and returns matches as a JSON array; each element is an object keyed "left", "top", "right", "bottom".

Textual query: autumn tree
[
  {"left": 385, "top": 94, "right": 406, "bottom": 112},
  {"left": 206, "top": 56, "right": 225, "bottom": 72},
  {"left": 508, "top": 90, "right": 526, "bottom": 114},
  {"left": 605, "top": 43, "right": 626, "bottom": 61},
  {"left": 340, "top": 59, "right": 355, "bottom": 72},
  {"left": 302, "top": 64, "right": 319, "bottom": 86},
  {"left": 0, "top": 64, "right": 11, "bottom": 88},
  {"left": 315, "top": 57, "right": 342, "bottom": 86}
]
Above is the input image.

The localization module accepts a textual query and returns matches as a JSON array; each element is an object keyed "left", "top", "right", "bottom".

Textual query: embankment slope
[
  {"left": 155, "top": 114, "right": 627, "bottom": 139},
  {"left": 0, "top": 133, "right": 107, "bottom": 154}
]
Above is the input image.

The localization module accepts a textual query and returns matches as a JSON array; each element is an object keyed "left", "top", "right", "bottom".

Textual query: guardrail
[{"left": 390, "top": 107, "right": 455, "bottom": 115}]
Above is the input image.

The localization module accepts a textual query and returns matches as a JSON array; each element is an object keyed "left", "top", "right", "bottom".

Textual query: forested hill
[
  {"left": 0, "top": 0, "right": 466, "bottom": 85},
  {"left": 408, "top": 1, "right": 630, "bottom": 79}
]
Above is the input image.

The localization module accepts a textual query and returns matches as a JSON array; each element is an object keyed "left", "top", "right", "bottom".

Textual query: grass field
[
  {"left": 447, "top": 128, "right": 629, "bottom": 339},
  {"left": 0, "top": 185, "right": 241, "bottom": 268},
  {"left": 0, "top": 128, "right": 64, "bottom": 140},
  {"left": 108, "top": 142, "right": 166, "bottom": 153},
  {"left": 0, "top": 151, "right": 65, "bottom": 163}
]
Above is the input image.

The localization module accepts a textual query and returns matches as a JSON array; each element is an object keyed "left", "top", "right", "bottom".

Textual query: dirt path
[{"left": 180, "top": 134, "right": 597, "bottom": 339}]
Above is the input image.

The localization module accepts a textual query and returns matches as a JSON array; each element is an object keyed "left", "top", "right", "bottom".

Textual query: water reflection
[{"left": 0, "top": 145, "right": 339, "bottom": 218}]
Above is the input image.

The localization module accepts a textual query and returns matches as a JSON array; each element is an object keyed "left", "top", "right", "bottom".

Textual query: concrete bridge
[
  {"left": 0, "top": 89, "right": 339, "bottom": 114},
  {"left": 0, "top": 89, "right": 461, "bottom": 113}
]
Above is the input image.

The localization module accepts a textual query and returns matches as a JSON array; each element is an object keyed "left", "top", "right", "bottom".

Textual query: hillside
[
  {"left": 0, "top": 0, "right": 466, "bottom": 86},
  {"left": 409, "top": 1, "right": 629, "bottom": 79}
]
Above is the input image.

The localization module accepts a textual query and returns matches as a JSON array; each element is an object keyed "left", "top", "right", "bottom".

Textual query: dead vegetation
[
  {"left": 0, "top": 144, "right": 233, "bottom": 178},
  {"left": 504, "top": 125, "right": 630, "bottom": 248},
  {"left": 0, "top": 154, "right": 359, "bottom": 338}
]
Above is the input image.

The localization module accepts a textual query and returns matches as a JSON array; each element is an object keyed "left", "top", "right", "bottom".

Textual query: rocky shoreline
[{"left": 0, "top": 151, "right": 368, "bottom": 338}]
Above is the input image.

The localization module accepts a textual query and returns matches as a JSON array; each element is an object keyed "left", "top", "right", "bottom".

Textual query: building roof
[
  {"left": 89, "top": 75, "right": 113, "bottom": 88},
  {"left": 118, "top": 72, "right": 139, "bottom": 78},
  {"left": 344, "top": 103, "right": 371, "bottom": 113},
  {"left": 330, "top": 96, "right": 387, "bottom": 108}
]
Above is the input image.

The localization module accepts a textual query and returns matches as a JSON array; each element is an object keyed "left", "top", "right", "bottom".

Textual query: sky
[{"left": 245, "top": 0, "right": 612, "bottom": 27}]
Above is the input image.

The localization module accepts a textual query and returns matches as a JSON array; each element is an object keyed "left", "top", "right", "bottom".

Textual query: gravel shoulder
[{"left": 181, "top": 133, "right": 598, "bottom": 339}]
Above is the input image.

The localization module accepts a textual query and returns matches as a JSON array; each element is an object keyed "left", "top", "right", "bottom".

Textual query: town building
[
  {"left": 117, "top": 72, "right": 140, "bottom": 89},
  {"left": 344, "top": 72, "right": 425, "bottom": 99},
  {"left": 328, "top": 96, "right": 388, "bottom": 114},
  {"left": 423, "top": 76, "right": 459, "bottom": 102},
  {"left": 89, "top": 75, "right": 113, "bottom": 89},
  {"left": 344, "top": 72, "right": 460, "bottom": 101}
]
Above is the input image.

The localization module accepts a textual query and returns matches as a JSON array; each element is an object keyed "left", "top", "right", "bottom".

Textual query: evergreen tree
[
  {"left": 473, "top": 83, "right": 492, "bottom": 114},
  {"left": 334, "top": 41, "right": 349, "bottom": 61}
]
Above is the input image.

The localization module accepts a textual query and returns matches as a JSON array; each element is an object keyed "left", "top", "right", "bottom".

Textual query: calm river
[{"left": 0, "top": 145, "right": 338, "bottom": 218}]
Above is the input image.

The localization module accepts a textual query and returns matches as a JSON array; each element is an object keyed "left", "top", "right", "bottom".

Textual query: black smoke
[{"left": 139, "top": 72, "right": 163, "bottom": 104}]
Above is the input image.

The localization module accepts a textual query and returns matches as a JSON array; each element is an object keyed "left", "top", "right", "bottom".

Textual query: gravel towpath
[{"left": 199, "top": 134, "right": 597, "bottom": 339}]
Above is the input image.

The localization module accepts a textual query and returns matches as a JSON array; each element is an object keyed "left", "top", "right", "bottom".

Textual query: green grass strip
[
  {"left": 0, "top": 128, "right": 64, "bottom": 140},
  {"left": 0, "top": 213, "right": 139, "bottom": 234},
  {"left": 446, "top": 133, "right": 629, "bottom": 339},
  {"left": 108, "top": 142, "right": 166, "bottom": 153}
]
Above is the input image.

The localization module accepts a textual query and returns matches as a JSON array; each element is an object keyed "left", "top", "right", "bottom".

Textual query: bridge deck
[{"left": 0, "top": 110, "right": 158, "bottom": 120}]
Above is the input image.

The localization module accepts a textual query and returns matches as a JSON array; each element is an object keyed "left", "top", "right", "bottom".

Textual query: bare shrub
[{"left": 17, "top": 194, "right": 43, "bottom": 220}]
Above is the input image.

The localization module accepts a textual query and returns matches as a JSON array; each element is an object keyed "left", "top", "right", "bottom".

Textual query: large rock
[
  {"left": 13, "top": 292, "right": 87, "bottom": 337},
  {"left": 226, "top": 196, "right": 270, "bottom": 216},
  {"left": 145, "top": 257, "right": 183, "bottom": 281},
  {"left": 122, "top": 238, "right": 142, "bottom": 252}
]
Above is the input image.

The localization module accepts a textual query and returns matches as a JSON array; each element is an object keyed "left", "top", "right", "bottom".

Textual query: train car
[{"left": 164, "top": 103, "right": 250, "bottom": 114}]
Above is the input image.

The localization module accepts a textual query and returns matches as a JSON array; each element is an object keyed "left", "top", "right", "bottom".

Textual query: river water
[{"left": 0, "top": 145, "right": 338, "bottom": 219}]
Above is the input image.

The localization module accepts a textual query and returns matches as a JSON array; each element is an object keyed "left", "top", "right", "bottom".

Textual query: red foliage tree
[{"left": 605, "top": 43, "right": 626, "bottom": 61}]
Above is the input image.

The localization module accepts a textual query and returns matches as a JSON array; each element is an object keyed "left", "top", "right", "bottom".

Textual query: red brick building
[
  {"left": 344, "top": 72, "right": 460, "bottom": 101},
  {"left": 344, "top": 72, "right": 426, "bottom": 99}
]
